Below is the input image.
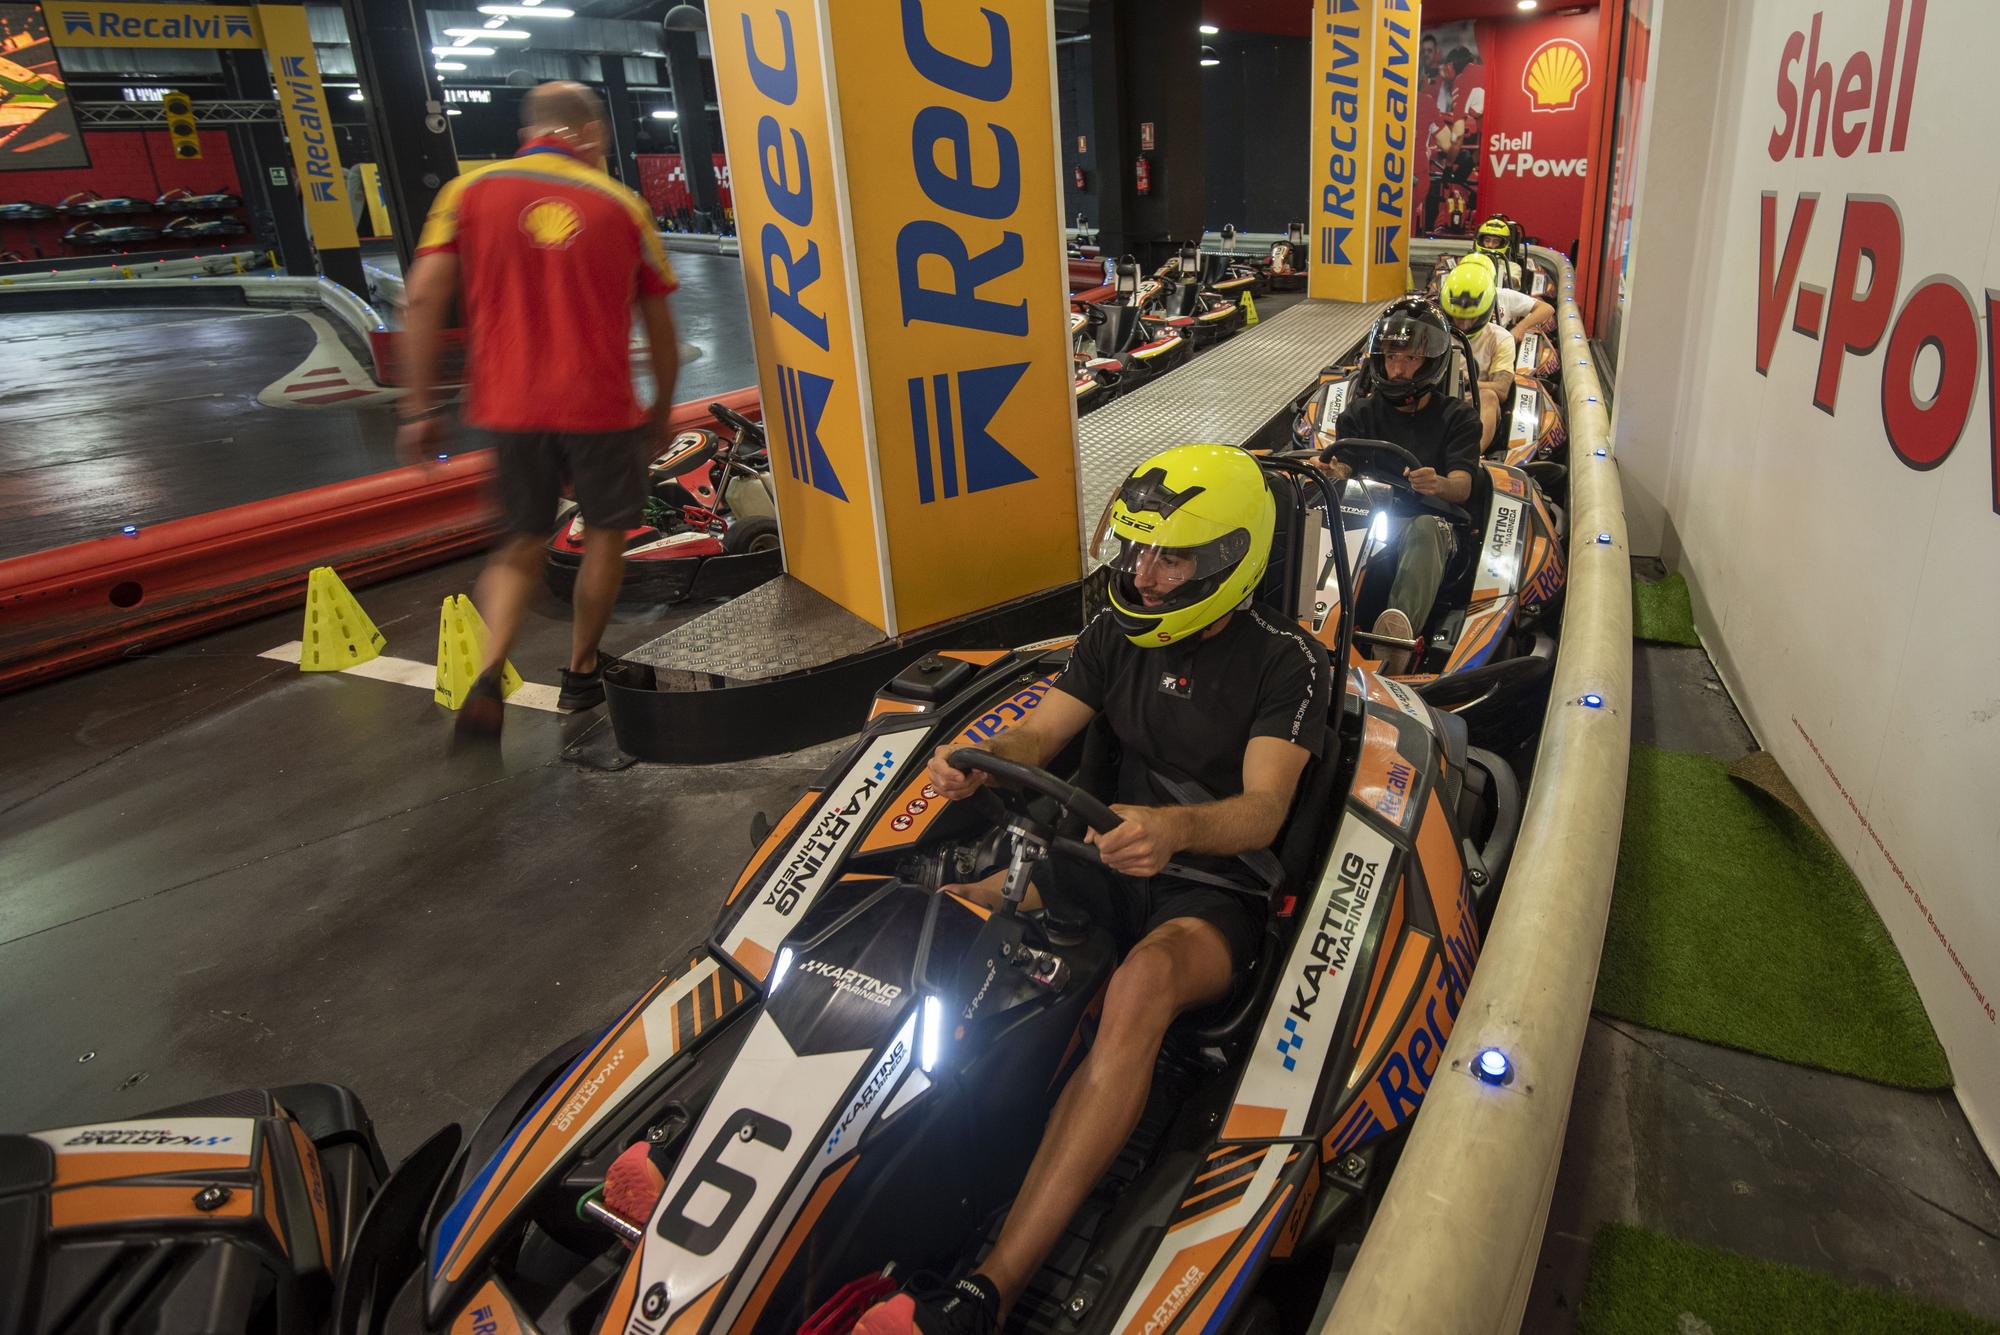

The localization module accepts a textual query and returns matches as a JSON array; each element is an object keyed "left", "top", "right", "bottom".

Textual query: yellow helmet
[
  {"left": 1476, "top": 218, "right": 1513, "bottom": 253},
  {"left": 1441, "top": 257, "right": 1496, "bottom": 325},
  {"left": 1095, "top": 444, "right": 1275, "bottom": 648}
]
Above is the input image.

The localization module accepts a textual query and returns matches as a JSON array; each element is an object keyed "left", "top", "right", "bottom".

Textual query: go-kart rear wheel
[{"left": 723, "top": 515, "right": 780, "bottom": 556}]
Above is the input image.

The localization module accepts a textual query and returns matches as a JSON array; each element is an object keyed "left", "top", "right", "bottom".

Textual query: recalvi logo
[{"left": 59, "top": 6, "right": 253, "bottom": 40}]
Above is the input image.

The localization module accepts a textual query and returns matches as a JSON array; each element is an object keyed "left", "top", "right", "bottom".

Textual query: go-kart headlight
[
  {"left": 769, "top": 947, "right": 795, "bottom": 995},
  {"left": 920, "top": 995, "right": 945, "bottom": 1074}
]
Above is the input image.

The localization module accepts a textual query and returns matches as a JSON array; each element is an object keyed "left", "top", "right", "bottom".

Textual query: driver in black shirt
[
  {"left": 857, "top": 445, "right": 1328, "bottom": 1335},
  {"left": 1326, "top": 297, "right": 1482, "bottom": 673}
]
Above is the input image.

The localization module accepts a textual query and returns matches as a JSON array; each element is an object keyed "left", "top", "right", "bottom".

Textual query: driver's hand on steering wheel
[
  {"left": 1089, "top": 805, "right": 1183, "bottom": 878},
  {"left": 927, "top": 744, "right": 988, "bottom": 801},
  {"left": 1405, "top": 466, "right": 1448, "bottom": 496},
  {"left": 1316, "top": 455, "right": 1353, "bottom": 482}
]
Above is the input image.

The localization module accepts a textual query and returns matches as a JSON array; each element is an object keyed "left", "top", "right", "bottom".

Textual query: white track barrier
[{"left": 1320, "top": 243, "right": 1630, "bottom": 1333}]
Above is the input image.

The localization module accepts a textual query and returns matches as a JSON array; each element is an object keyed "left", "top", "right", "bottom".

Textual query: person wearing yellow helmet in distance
[
  {"left": 1474, "top": 216, "right": 1523, "bottom": 288},
  {"left": 1452, "top": 251, "right": 1553, "bottom": 338},
  {"left": 858, "top": 445, "right": 1330, "bottom": 1335},
  {"left": 1440, "top": 256, "right": 1517, "bottom": 449}
]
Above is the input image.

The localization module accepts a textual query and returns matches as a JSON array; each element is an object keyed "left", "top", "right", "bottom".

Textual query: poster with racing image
[
  {"left": 1417, "top": 20, "right": 1483, "bottom": 237},
  {"left": 0, "top": 3, "right": 87, "bottom": 171}
]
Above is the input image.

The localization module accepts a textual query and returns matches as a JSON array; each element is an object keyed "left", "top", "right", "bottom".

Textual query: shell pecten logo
[
  {"left": 1523, "top": 37, "right": 1590, "bottom": 113},
  {"left": 519, "top": 197, "right": 584, "bottom": 249}
]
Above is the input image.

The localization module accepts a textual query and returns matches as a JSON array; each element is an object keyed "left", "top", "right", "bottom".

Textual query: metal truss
[{"left": 77, "top": 100, "right": 280, "bottom": 126}]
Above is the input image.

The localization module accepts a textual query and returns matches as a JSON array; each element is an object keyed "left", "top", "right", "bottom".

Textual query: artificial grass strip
[
  {"left": 1633, "top": 572, "right": 1701, "bottom": 645},
  {"left": 1595, "top": 744, "right": 1950, "bottom": 1088},
  {"left": 1579, "top": 1223, "right": 2000, "bottom": 1335}
]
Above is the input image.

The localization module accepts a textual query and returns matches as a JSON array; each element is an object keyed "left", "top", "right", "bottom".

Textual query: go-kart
[
  {"left": 1071, "top": 258, "right": 1191, "bottom": 404},
  {"left": 0, "top": 1083, "right": 402, "bottom": 1335},
  {"left": 543, "top": 400, "right": 783, "bottom": 606},
  {"left": 156, "top": 186, "right": 243, "bottom": 211},
  {"left": 1262, "top": 223, "right": 1310, "bottom": 292},
  {"left": 1150, "top": 245, "right": 1248, "bottom": 349},
  {"left": 57, "top": 190, "right": 149, "bottom": 216},
  {"left": 1285, "top": 324, "right": 1567, "bottom": 743},
  {"left": 63, "top": 219, "right": 162, "bottom": 246},
  {"left": 164, "top": 213, "right": 248, "bottom": 239},
  {"left": 0, "top": 199, "right": 54, "bottom": 221},
  {"left": 330, "top": 450, "right": 1521, "bottom": 1335}
]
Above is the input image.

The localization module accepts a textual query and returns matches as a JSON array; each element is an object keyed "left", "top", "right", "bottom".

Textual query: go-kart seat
[{"left": 1095, "top": 303, "right": 1142, "bottom": 359}]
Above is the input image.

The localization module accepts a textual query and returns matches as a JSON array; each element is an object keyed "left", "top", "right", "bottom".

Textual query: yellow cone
[
  {"left": 299, "top": 566, "right": 386, "bottom": 672},
  {"left": 1241, "top": 289, "right": 1260, "bottom": 327},
  {"left": 433, "top": 594, "right": 522, "bottom": 709}
]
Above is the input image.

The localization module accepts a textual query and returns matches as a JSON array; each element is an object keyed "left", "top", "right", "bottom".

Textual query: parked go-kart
[
  {"left": 1151, "top": 244, "right": 1248, "bottom": 349},
  {"left": 63, "top": 220, "right": 162, "bottom": 246},
  {"left": 56, "top": 190, "right": 149, "bottom": 216},
  {"left": 1262, "top": 222, "right": 1310, "bottom": 292},
  {"left": 325, "top": 450, "right": 1519, "bottom": 1335},
  {"left": 1071, "top": 258, "right": 1191, "bottom": 406},
  {"left": 156, "top": 186, "right": 244, "bottom": 211},
  {"left": 544, "top": 401, "right": 782, "bottom": 605},
  {"left": 164, "top": 213, "right": 248, "bottom": 240},
  {"left": 0, "top": 199, "right": 55, "bottom": 221}
]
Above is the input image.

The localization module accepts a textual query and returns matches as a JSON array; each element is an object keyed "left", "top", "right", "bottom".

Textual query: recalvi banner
[{"left": 1310, "top": 0, "right": 1422, "bottom": 302}]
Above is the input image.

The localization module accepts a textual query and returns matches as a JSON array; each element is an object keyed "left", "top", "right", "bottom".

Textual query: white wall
[{"left": 1615, "top": 0, "right": 2000, "bottom": 1160}]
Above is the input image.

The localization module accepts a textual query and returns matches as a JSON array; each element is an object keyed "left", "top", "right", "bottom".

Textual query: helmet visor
[
  {"left": 1368, "top": 312, "right": 1451, "bottom": 360},
  {"left": 1476, "top": 232, "right": 1509, "bottom": 251},
  {"left": 1104, "top": 530, "right": 1252, "bottom": 614}
]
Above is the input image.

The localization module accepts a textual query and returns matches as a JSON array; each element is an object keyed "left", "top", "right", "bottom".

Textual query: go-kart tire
[{"left": 723, "top": 515, "right": 781, "bottom": 556}]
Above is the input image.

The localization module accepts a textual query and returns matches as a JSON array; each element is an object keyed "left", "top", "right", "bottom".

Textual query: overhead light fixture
[
  {"left": 663, "top": 3, "right": 705, "bottom": 32},
  {"left": 434, "top": 44, "right": 494, "bottom": 55},
  {"left": 1200, "top": 45, "right": 1219, "bottom": 66},
  {"left": 1199, "top": 23, "right": 1218, "bottom": 34},
  {"left": 434, "top": 60, "right": 466, "bottom": 70},
  {"left": 483, "top": 17, "right": 505, "bottom": 27},
  {"left": 1517, "top": 0, "right": 1537, "bottom": 8},
  {"left": 446, "top": 108, "right": 463, "bottom": 116},
  {"left": 477, "top": 3, "right": 573, "bottom": 13},
  {"left": 651, "top": 108, "right": 678, "bottom": 119},
  {"left": 348, "top": 90, "right": 364, "bottom": 101},
  {"left": 445, "top": 26, "right": 526, "bottom": 38},
  {"left": 636, "top": 49, "right": 665, "bottom": 57}
]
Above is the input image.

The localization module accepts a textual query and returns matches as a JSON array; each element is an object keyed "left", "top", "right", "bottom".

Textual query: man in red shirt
[{"left": 397, "top": 81, "right": 679, "bottom": 737}]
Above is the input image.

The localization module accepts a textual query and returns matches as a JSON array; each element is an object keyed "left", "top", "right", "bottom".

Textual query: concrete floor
[
  {"left": 0, "top": 557, "right": 832, "bottom": 1154},
  {"left": 1522, "top": 584, "right": 2000, "bottom": 1327}
]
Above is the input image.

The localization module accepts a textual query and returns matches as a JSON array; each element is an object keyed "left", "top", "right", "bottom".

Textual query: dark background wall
[
  {"left": 1201, "top": 31, "right": 1309, "bottom": 235},
  {"left": 1056, "top": 38, "right": 1097, "bottom": 232}
]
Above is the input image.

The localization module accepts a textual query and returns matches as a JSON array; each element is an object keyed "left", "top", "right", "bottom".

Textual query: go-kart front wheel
[{"left": 723, "top": 515, "right": 780, "bottom": 556}]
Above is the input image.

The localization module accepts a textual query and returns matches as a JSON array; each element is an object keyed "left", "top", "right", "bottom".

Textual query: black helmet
[{"left": 1364, "top": 297, "right": 1453, "bottom": 407}]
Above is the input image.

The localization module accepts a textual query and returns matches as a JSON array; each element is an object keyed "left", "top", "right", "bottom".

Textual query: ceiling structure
[{"left": 1198, "top": 0, "right": 1599, "bottom": 36}]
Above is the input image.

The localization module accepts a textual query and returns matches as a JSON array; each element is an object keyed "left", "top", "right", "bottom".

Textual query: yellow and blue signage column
[
  {"left": 1309, "top": 0, "right": 1423, "bottom": 303},
  {"left": 710, "top": 0, "right": 1081, "bottom": 636}
]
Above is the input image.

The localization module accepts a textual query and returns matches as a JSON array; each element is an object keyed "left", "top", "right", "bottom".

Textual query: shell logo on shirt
[
  {"left": 1522, "top": 37, "right": 1590, "bottom": 113},
  {"left": 520, "top": 197, "right": 584, "bottom": 249}
]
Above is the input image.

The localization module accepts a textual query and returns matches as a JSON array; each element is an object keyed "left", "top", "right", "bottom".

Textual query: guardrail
[
  {"left": 0, "top": 249, "right": 265, "bottom": 285},
  {"left": 1321, "top": 242, "right": 1630, "bottom": 1333},
  {"left": 0, "top": 269, "right": 389, "bottom": 346}
]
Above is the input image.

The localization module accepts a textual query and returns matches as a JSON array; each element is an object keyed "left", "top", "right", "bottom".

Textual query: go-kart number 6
[{"left": 653, "top": 1109, "right": 793, "bottom": 1255}]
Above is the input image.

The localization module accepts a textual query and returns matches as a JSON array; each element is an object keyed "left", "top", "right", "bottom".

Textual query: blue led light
[
  {"left": 1582, "top": 693, "right": 1604, "bottom": 708},
  {"left": 1596, "top": 532, "right": 1613, "bottom": 544},
  {"left": 1586, "top": 395, "right": 1599, "bottom": 404},
  {"left": 1593, "top": 447, "right": 1608, "bottom": 458},
  {"left": 1475, "top": 1048, "right": 1510, "bottom": 1084},
  {"left": 437, "top": 453, "right": 450, "bottom": 461},
  {"left": 121, "top": 524, "right": 139, "bottom": 536}
]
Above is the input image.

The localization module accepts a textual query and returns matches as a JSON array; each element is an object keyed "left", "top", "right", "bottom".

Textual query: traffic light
[{"left": 163, "top": 90, "right": 200, "bottom": 160}]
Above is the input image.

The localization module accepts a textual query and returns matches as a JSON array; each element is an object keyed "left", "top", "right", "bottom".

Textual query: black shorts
[
  {"left": 1055, "top": 860, "right": 1261, "bottom": 973},
  {"left": 478, "top": 427, "right": 648, "bottom": 535}
]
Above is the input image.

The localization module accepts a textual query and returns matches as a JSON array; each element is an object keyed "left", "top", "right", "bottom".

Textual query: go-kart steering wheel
[
  {"left": 948, "top": 748, "right": 1121, "bottom": 862},
  {"left": 1325, "top": 437, "right": 1424, "bottom": 489},
  {"left": 708, "top": 401, "right": 764, "bottom": 446}
]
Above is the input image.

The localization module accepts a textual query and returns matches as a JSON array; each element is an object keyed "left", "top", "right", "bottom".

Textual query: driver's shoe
[
  {"left": 1372, "top": 609, "right": 1417, "bottom": 675},
  {"left": 855, "top": 1274, "right": 1000, "bottom": 1335}
]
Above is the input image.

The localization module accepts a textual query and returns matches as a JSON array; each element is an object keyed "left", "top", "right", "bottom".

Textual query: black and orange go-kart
[
  {"left": 0, "top": 1083, "right": 400, "bottom": 1335},
  {"left": 312, "top": 452, "right": 1520, "bottom": 1335},
  {"left": 1287, "top": 342, "right": 1567, "bottom": 745},
  {"left": 62, "top": 220, "right": 163, "bottom": 247},
  {"left": 56, "top": 190, "right": 150, "bottom": 216},
  {"left": 543, "top": 401, "right": 782, "bottom": 606},
  {"left": 156, "top": 186, "right": 244, "bottom": 212}
]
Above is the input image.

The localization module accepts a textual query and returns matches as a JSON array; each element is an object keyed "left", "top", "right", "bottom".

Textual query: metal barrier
[
  {"left": 0, "top": 270, "right": 389, "bottom": 345},
  {"left": 1320, "top": 244, "right": 1630, "bottom": 1332}
]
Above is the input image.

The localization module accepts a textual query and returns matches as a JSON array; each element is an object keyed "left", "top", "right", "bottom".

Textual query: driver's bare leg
[
  {"left": 570, "top": 525, "right": 626, "bottom": 675},
  {"left": 977, "top": 917, "right": 1234, "bottom": 1320},
  {"left": 474, "top": 534, "right": 543, "bottom": 677}
]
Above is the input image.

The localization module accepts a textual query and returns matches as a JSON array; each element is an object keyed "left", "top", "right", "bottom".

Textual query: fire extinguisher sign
[{"left": 1139, "top": 121, "right": 1155, "bottom": 151}]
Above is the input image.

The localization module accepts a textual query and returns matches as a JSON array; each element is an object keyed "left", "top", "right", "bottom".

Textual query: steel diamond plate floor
[{"left": 1075, "top": 297, "right": 1387, "bottom": 549}]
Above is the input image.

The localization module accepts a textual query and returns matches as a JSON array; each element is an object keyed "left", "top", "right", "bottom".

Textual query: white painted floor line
[{"left": 261, "top": 641, "right": 564, "bottom": 713}]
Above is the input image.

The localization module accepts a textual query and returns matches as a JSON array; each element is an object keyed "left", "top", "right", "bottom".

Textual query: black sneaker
[
  {"left": 558, "top": 658, "right": 608, "bottom": 712},
  {"left": 856, "top": 1274, "right": 1000, "bottom": 1335},
  {"left": 453, "top": 670, "right": 506, "bottom": 741}
]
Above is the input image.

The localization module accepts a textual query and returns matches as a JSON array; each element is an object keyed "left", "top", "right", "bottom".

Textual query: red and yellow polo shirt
[{"left": 416, "top": 138, "right": 677, "bottom": 433}]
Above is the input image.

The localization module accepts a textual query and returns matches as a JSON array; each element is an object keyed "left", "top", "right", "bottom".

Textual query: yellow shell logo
[
  {"left": 520, "top": 198, "right": 584, "bottom": 249},
  {"left": 1523, "top": 38, "right": 1590, "bottom": 113}
]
